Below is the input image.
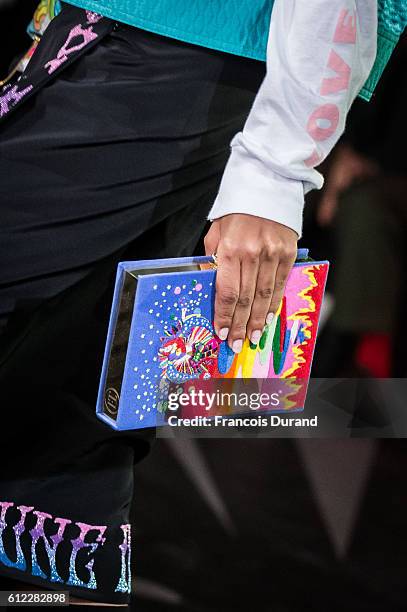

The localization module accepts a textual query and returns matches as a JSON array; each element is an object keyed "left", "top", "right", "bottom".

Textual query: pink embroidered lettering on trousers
[{"left": 0, "top": 500, "right": 131, "bottom": 592}]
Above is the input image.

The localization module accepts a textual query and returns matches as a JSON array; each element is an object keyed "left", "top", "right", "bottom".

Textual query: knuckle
[
  {"left": 281, "top": 245, "right": 297, "bottom": 262},
  {"left": 270, "top": 295, "right": 283, "bottom": 310},
  {"left": 217, "top": 315, "right": 233, "bottom": 326},
  {"left": 275, "top": 278, "right": 286, "bottom": 291},
  {"left": 263, "top": 243, "right": 279, "bottom": 260},
  {"left": 218, "top": 289, "right": 239, "bottom": 307},
  {"left": 249, "top": 316, "right": 265, "bottom": 329},
  {"left": 244, "top": 245, "right": 261, "bottom": 262},
  {"left": 256, "top": 286, "right": 273, "bottom": 300},
  {"left": 236, "top": 294, "right": 252, "bottom": 308},
  {"left": 221, "top": 239, "right": 239, "bottom": 258},
  {"left": 222, "top": 251, "right": 238, "bottom": 264},
  {"left": 231, "top": 322, "right": 247, "bottom": 335},
  {"left": 274, "top": 239, "right": 285, "bottom": 252}
]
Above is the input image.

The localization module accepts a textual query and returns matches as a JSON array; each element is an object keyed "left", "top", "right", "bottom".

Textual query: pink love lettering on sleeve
[{"left": 305, "top": 7, "right": 356, "bottom": 166}]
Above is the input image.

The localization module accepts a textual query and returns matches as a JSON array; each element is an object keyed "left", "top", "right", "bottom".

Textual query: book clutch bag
[{"left": 96, "top": 250, "right": 328, "bottom": 430}]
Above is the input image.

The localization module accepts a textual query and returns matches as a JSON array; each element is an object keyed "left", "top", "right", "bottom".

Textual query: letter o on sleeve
[{"left": 307, "top": 103, "right": 340, "bottom": 141}]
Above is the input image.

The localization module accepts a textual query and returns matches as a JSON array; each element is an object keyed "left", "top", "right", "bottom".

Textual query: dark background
[
  {"left": 0, "top": 0, "right": 38, "bottom": 75},
  {"left": 1, "top": 3, "right": 407, "bottom": 611}
]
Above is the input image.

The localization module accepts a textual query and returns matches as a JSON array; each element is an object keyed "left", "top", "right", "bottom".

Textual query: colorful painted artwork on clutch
[
  {"left": 129, "top": 263, "right": 328, "bottom": 423},
  {"left": 158, "top": 310, "right": 221, "bottom": 382}
]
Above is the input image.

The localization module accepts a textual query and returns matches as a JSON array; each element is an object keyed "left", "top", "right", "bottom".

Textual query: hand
[{"left": 204, "top": 214, "right": 298, "bottom": 353}]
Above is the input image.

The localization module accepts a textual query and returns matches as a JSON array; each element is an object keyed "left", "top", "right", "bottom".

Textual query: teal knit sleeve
[{"left": 360, "top": 0, "right": 407, "bottom": 101}]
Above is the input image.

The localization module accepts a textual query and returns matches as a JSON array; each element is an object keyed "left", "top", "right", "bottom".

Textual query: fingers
[
  {"left": 213, "top": 247, "right": 241, "bottom": 345},
  {"left": 228, "top": 254, "right": 259, "bottom": 353},
  {"left": 213, "top": 244, "right": 295, "bottom": 353},
  {"left": 203, "top": 221, "right": 220, "bottom": 256},
  {"left": 246, "top": 252, "right": 278, "bottom": 344},
  {"left": 207, "top": 215, "right": 298, "bottom": 353},
  {"left": 267, "top": 255, "right": 296, "bottom": 320}
]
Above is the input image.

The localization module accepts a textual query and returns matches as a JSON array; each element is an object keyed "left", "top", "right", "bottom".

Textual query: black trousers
[{"left": 0, "top": 3, "right": 265, "bottom": 604}]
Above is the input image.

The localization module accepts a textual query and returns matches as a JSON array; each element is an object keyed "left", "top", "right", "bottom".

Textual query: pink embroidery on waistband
[
  {"left": 86, "top": 11, "right": 103, "bottom": 25},
  {"left": 0, "top": 83, "right": 33, "bottom": 118},
  {"left": 44, "top": 23, "right": 99, "bottom": 75}
]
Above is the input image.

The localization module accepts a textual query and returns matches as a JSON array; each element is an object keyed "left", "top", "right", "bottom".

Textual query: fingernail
[
  {"left": 250, "top": 330, "right": 262, "bottom": 345},
  {"left": 219, "top": 328, "right": 229, "bottom": 341},
  {"left": 232, "top": 339, "right": 243, "bottom": 354},
  {"left": 266, "top": 312, "right": 274, "bottom": 325}
]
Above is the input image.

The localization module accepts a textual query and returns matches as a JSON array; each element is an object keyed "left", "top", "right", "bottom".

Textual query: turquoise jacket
[{"left": 34, "top": 0, "right": 407, "bottom": 100}]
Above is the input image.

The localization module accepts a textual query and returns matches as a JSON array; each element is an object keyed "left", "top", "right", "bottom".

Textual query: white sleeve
[{"left": 208, "top": 0, "right": 378, "bottom": 237}]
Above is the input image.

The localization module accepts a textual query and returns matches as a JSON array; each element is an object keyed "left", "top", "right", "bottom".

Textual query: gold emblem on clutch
[{"left": 104, "top": 387, "right": 120, "bottom": 416}]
